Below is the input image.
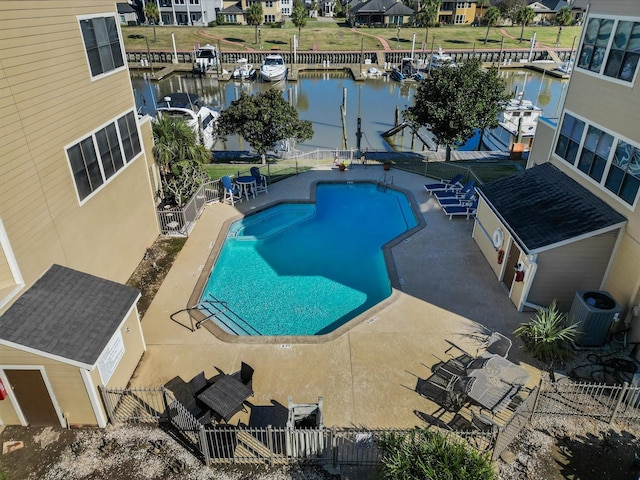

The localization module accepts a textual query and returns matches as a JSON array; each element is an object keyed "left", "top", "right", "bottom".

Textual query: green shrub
[{"left": 377, "top": 428, "right": 496, "bottom": 480}]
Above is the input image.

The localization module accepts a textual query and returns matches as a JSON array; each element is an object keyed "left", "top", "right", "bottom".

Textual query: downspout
[{"left": 518, "top": 253, "right": 540, "bottom": 312}]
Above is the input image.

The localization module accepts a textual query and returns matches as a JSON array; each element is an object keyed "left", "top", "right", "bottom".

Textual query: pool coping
[{"left": 187, "top": 179, "right": 426, "bottom": 344}]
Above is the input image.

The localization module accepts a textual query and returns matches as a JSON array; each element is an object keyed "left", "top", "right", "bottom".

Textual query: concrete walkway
[{"left": 130, "top": 165, "right": 538, "bottom": 429}]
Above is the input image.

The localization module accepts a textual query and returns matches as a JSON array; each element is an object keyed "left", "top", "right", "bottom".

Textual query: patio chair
[
  {"left": 424, "top": 174, "right": 464, "bottom": 194},
  {"left": 250, "top": 167, "right": 268, "bottom": 194},
  {"left": 485, "top": 332, "right": 512, "bottom": 358},
  {"left": 433, "top": 180, "right": 475, "bottom": 200},
  {"left": 427, "top": 366, "right": 465, "bottom": 408},
  {"left": 437, "top": 189, "right": 476, "bottom": 207},
  {"left": 442, "top": 198, "right": 478, "bottom": 219},
  {"left": 222, "top": 176, "right": 242, "bottom": 205},
  {"left": 189, "top": 371, "right": 209, "bottom": 396},
  {"left": 232, "top": 361, "right": 254, "bottom": 390}
]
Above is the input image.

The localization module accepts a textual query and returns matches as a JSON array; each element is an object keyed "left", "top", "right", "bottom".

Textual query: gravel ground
[{"left": 2, "top": 416, "right": 639, "bottom": 480}]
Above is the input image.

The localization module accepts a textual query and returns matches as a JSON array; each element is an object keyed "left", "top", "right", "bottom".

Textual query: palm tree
[
  {"left": 416, "top": 0, "right": 441, "bottom": 47},
  {"left": 476, "top": 0, "right": 488, "bottom": 22},
  {"left": 151, "top": 115, "right": 210, "bottom": 198},
  {"left": 483, "top": 7, "right": 500, "bottom": 45},
  {"left": 517, "top": 6, "right": 535, "bottom": 44},
  {"left": 144, "top": 2, "right": 160, "bottom": 43},
  {"left": 291, "top": 0, "right": 308, "bottom": 41},
  {"left": 247, "top": 3, "right": 263, "bottom": 45},
  {"left": 555, "top": 6, "right": 573, "bottom": 26},
  {"left": 514, "top": 300, "right": 578, "bottom": 372}
]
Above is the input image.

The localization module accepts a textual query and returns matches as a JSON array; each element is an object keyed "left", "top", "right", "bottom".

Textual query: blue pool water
[{"left": 199, "top": 183, "right": 418, "bottom": 336}]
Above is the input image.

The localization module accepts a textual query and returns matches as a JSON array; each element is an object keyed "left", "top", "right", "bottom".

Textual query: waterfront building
[
  {"left": 472, "top": 0, "right": 640, "bottom": 347},
  {"left": 0, "top": 1, "right": 159, "bottom": 427}
]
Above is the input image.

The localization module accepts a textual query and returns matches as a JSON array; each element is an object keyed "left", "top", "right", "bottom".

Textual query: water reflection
[{"left": 131, "top": 68, "right": 567, "bottom": 153}]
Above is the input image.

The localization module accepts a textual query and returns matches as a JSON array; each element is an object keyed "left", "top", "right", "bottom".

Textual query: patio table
[
  {"left": 235, "top": 176, "right": 256, "bottom": 201},
  {"left": 465, "top": 369, "right": 520, "bottom": 413},
  {"left": 196, "top": 374, "right": 253, "bottom": 422},
  {"left": 467, "top": 353, "right": 530, "bottom": 386}
]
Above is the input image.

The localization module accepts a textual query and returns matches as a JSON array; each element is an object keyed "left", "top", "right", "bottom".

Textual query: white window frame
[
  {"left": 77, "top": 13, "right": 126, "bottom": 81},
  {"left": 554, "top": 110, "right": 640, "bottom": 209},
  {"left": 0, "top": 219, "right": 24, "bottom": 311},
  {"left": 576, "top": 13, "right": 640, "bottom": 86},
  {"left": 65, "top": 110, "right": 142, "bottom": 205}
]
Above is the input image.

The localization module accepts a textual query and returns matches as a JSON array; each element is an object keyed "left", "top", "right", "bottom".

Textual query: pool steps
[{"left": 228, "top": 204, "right": 316, "bottom": 240}]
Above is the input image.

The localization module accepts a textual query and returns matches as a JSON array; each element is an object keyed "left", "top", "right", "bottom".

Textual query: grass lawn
[{"left": 123, "top": 21, "right": 582, "bottom": 53}]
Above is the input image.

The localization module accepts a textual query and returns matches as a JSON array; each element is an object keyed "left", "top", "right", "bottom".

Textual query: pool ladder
[
  {"left": 196, "top": 295, "right": 262, "bottom": 335},
  {"left": 377, "top": 173, "right": 394, "bottom": 192}
]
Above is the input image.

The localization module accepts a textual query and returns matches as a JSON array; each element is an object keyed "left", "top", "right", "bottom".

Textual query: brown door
[
  {"left": 503, "top": 242, "right": 521, "bottom": 291},
  {"left": 5, "top": 369, "right": 60, "bottom": 426}
]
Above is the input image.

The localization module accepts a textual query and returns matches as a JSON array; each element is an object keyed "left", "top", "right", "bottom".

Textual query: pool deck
[{"left": 130, "top": 164, "right": 538, "bottom": 430}]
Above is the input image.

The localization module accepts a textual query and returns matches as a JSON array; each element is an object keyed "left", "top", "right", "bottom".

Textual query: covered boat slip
[{"left": 472, "top": 163, "right": 627, "bottom": 311}]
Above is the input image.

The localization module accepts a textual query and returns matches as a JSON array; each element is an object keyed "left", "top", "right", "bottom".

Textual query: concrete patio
[{"left": 129, "top": 164, "right": 540, "bottom": 429}]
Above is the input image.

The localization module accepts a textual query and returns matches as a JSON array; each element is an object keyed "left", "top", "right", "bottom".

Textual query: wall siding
[{"left": 527, "top": 232, "right": 619, "bottom": 310}]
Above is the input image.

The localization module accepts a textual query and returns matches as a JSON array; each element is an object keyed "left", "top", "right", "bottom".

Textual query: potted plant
[{"left": 383, "top": 160, "right": 393, "bottom": 171}]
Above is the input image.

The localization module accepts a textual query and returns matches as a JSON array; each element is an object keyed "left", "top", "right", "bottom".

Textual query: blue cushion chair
[
  {"left": 221, "top": 176, "right": 242, "bottom": 205},
  {"left": 424, "top": 174, "right": 464, "bottom": 194},
  {"left": 250, "top": 167, "right": 268, "bottom": 194}
]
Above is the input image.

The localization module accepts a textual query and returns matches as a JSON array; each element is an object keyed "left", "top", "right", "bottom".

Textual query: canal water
[{"left": 130, "top": 68, "right": 567, "bottom": 153}]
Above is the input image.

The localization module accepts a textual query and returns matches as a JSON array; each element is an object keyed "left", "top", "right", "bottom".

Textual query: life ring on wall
[
  {"left": 492, "top": 227, "right": 505, "bottom": 249},
  {"left": 497, "top": 249, "right": 505, "bottom": 264}
]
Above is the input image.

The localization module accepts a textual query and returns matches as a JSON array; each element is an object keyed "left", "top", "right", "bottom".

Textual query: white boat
[
  {"left": 232, "top": 58, "right": 256, "bottom": 81},
  {"left": 429, "top": 46, "right": 456, "bottom": 69},
  {"left": 155, "top": 93, "right": 219, "bottom": 150},
  {"left": 260, "top": 54, "right": 288, "bottom": 82},
  {"left": 193, "top": 44, "right": 218, "bottom": 74},
  {"left": 482, "top": 93, "right": 543, "bottom": 153}
]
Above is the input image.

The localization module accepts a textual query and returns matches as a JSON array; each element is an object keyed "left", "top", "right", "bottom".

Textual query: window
[
  {"left": 455, "top": 14, "right": 465, "bottom": 24},
  {"left": 605, "top": 141, "right": 640, "bottom": 205},
  {"left": 576, "top": 126, "right": 613, "bottom": 182},
  {"left": 555, "top": 113, "right": 585, "bottom": 165},
  {"left": 577, "top": 16, "right": 640, "bottom": 83},
  {"left": 265, "top": 15, "right": 275, "bottom": 23},
  {"left": 79, "top": 16, "right": 125, "bottom": 77},
  {"left": 67, "top": 112, "right": 141, "bottom": 202},
  {"left": 189, "top": 0, "right": 199, "bottom": 4},
  {"left": 554, "top": 112, "right": 640, "bottom": 206},
  {"left": 282, "top": 8, "right": 290, "bottom": 15},
  {"left": 265, "top": 1, "right": 274, "bottom": 7}
]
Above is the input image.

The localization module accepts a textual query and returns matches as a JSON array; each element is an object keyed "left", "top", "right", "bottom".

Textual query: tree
[
  {"left": 217, "top": 89, "right": 313, "bottom": 164},
  {"left": 291, "top": 0, "right": 308, "bottom": 41},
  {"left": 378, "top": 428, "right": 497, "bottom": 480},
  {"left": 416, "top": 0, "right": 441, "bottom": 47},
  {"left": 404, "top": 59, "right": 510, "bottom": 161},
  {"left": 144, "top": 1, "right": 160, "bottom": 43},
  {"left": 514, "top": 301, "right": 578, "bottom": 372},
  {"left": 151, "top": 115, "right": 211, "bottom": 204},
  {"left": 516, "top": 6, "right": 535, "bottom": 43},
  {"left": 476, "top": 0, "right": 488, "bottom": 21},
  {"left": 497, "top": 0, "right": 524, "bottom": 25},
  {"left": 555, "top": 6, "right": 573, "bottom": 26},
  {"left": 247, "top": 2, "right": 263, "bottom": 44},
  {"left": 483, "top": 6, "right": 501, "bottom": 44}
]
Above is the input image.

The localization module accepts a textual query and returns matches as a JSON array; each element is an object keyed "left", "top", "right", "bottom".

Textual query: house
[
  {"left": 142, "top": 0, "right": 224, "bottom": 26},
  {"left": 528, "top": 0, "right": 569, "bottom": 24},
  {"left": 0, "top": 1, "right": 159, "bottom": 426},
  {"left": 438, "top": 1, "right": 477, "bottom": 25},
  {"left": 472, "top": 0, "right": 640, "bottom": 346},
  {"left": 218, "top": 0, "right": 283, "bottom": 25},
  {"left": 117, "top": 2, "right": 140, "bottom": 25},
  {"left": 348, "top": 0, "right": 415, "bottom": 27}
]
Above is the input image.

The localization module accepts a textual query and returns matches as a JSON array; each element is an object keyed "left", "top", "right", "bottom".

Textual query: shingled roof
[
  {"left": 0, "top": 264, "right": 140, "bottom": 367},
  {"left": 476, "top": 163, "right": 627, "bottom": 253}
]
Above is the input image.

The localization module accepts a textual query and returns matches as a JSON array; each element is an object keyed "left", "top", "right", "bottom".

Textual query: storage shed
[
  {"left": 472, "top": 163, "right": 627, "bottom": 311},
  {"left": 0, "top": 265, "right": 145, "bottom": 427}
]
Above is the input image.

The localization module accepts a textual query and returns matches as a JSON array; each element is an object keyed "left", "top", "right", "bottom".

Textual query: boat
[
  {"left": 429, "top": 46, "right": 456, "bottom": 69},
  {"left": 391, "top": 58, "right": 424, "bottom": 82},
  {"left": 260, "top": 54, "right": 288, "bottom": 82},
  {"left": 366, "top": 66, "right": 382, "bottom": 77},
  {"left": 192, "top": 44, "right": 218, "bottom": 75},
  {"left": 155, "top": 93, "right": 219, "bottom": 150},
  {"left": 555, "top": 59, "right": 574, "bottom": 75},
  {"left": 481, "top": 92, "right": 543, "bottom": 153},
  {"left": 232, "top": 58, "right": 256, "bottom": 81}
]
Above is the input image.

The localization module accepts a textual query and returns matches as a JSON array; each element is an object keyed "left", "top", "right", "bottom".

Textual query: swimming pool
[{"left": 197, "top": 182, "right": 420, "bottom": 336}]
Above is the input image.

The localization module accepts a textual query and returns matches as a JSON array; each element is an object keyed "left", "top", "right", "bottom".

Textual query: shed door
[
  {"left": 504, "top": 242, "right": 521, "bottom": 290},
  {"left": 5, "top": 369, "right": 59, "bottom": 426}
]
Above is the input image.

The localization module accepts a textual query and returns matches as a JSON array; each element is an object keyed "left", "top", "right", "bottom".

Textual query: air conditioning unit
[{"left": 569, "top": 290, "right": 623, "bottom": 347}]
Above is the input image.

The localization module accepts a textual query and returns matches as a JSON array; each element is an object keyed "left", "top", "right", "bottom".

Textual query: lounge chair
[
  {"left": 250, "top": 167, "right": 268, "bottom": 194},
  {"left": 437, "top": 189, "right": 476, "bottom": 207},
  {"left": 442, "top": 198, "right": 478, "bottom": 219},
  {"left": 424, "top": 174, "right": 464, "bottom": 194},
  {"left": 222, "top": 176, "right": 242, "bottom": 205},
  {"left": 433, "top": 180, "right": 475, "bottom": 200}
]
